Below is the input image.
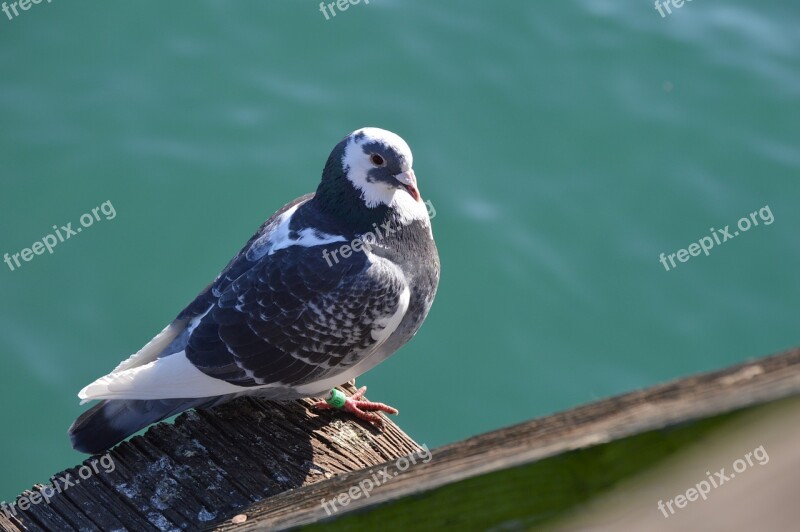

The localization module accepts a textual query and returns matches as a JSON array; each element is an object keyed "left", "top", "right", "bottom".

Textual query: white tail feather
[
  {"left": 111, "top": 320, "right": 187, "bottom": 374},
  {"left": 79, "top": 352, "right": 255, "bottom": 402}
]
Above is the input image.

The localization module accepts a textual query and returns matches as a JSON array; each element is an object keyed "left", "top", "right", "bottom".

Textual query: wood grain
[{"left": 0, "top": 383, "right": 420, "bottom": 531}]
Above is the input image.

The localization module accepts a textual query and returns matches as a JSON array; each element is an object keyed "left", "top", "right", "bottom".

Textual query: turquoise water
[{"left": 1, "top": 0, "right": 798, "bottom": 503}]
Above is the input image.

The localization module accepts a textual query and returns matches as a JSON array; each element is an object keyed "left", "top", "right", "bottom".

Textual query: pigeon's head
[{"left": 336, "top": 127, "right": 421, "bottom": 207}]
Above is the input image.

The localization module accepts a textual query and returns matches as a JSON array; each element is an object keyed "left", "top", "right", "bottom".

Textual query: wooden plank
[
  {"left": 6, "top": 347, "right": 800, "bottom": 531},
  {"left": 209, "top": 347, "right": 800, "bottom": 530},
  {"left": 294, "top": 410, "right": 741, "bottom": 531},
  {"left": 3, "top": 384, "right": 421, "bottom": 531}
]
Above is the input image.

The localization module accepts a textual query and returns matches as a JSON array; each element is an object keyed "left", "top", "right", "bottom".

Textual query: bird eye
[{"left": 370, "top": 154, "right": 386, "bottom": 167}]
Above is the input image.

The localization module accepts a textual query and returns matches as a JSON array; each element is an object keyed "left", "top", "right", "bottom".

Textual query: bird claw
[{"left": 312, "top": 386, "right": 398, "bottom": 427}]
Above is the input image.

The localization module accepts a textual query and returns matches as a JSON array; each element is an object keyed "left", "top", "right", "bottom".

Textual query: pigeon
[{"left": 69, "top": 127, "right": 440, "bottom": 454}]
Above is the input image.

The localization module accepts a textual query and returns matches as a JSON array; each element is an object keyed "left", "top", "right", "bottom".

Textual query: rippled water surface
[{"left": 0, "top": 1, "right": 798, "bottom": 501}]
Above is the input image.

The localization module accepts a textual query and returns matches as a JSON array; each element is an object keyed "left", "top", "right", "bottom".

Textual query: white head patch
[{"left": 342, "top": 127, "right": 415, "bottom": 208}]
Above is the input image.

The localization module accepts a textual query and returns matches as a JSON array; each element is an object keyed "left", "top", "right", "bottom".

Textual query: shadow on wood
[{"left": 0, "top": 383, "right": 420, "bottom": 531}]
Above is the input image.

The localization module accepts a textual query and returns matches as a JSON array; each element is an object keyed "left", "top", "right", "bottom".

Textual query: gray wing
[{"left": 184, "top": 241, "right": 408, "bottom": 387}]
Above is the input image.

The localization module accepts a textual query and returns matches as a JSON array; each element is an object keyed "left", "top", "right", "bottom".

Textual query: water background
[{"left": 0, "top": 0, "right": 798, "bottom": 501}]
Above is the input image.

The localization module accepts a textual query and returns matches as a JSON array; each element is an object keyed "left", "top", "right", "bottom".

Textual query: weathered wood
[
  {"left": 6, "top": 347, "right": 800, "bottom": 531},
  {"left": 208, "top": 346, "right": 800, "bottom": 530},
  {"left": 1, "top": 383, "right": 421, "bottom": 531}
]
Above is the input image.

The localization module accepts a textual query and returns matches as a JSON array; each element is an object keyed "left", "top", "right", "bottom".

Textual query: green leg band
[{"left": 325, "top": 388, "right": 347, "bottom": 409}]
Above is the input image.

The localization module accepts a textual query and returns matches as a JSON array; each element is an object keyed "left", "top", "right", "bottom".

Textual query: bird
[{"left": 69, "top": 127, "right": 440, "bottom": 454}]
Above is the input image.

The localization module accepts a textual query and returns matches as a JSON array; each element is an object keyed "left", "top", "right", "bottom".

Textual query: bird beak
[{"left": 394, "top": 169, "right": 421, "bottom": 202}]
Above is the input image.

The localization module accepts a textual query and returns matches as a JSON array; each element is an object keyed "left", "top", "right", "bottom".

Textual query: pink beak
[{"left": 394, "top": 169, "right": 421, "bottom": 202}]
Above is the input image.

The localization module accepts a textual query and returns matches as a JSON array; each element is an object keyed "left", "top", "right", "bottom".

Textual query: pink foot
[{"left": 312, "top": 386, "right": 398, "bottom": 427}]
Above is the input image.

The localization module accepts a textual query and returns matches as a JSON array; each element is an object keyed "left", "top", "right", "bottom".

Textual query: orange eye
[{"left": 370, "top": 154, "right": 385, "bottom": 166}]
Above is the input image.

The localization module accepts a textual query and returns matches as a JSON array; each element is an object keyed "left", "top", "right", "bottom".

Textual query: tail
[{"left": 68, "top": 397, "right": 219, "bottom": 454}]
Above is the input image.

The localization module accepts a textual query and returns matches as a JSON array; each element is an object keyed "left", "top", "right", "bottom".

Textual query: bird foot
[{"left": 312, "top": 386, "right": 398, "bottom": 427}]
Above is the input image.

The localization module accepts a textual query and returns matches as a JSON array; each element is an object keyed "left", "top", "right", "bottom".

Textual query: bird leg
[{"left": 312, "top": 386, "right": 398, "bottom": 427}]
